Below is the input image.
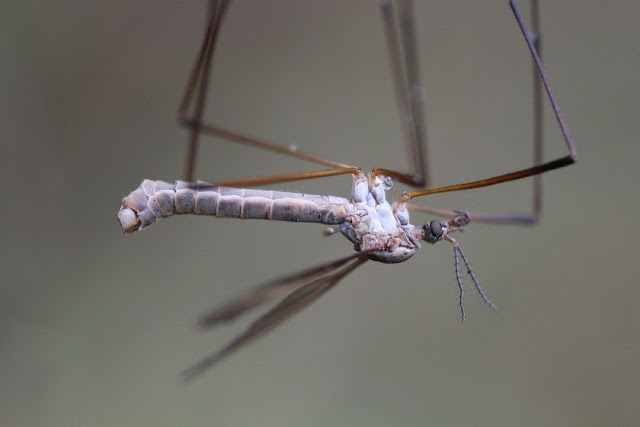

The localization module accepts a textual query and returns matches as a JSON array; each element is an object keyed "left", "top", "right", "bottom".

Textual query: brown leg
[
  {"left": 177, "top": 1, "right": 358, "bottom": 187},
  {"left": 378, "top": 0, "right": 429, "bottom": 188},
  {"left": 178, "top": 0, "right": 231, "bottom": 183},
  {"left": 399, "top": 0, "right": 576, "bottom": 227}
]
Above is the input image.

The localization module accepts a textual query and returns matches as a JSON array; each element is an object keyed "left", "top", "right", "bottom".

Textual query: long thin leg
[
  {"left": 192, "top": 168, "right": 360, "bottom": 191},
  {"left": 378, "top": 0, "right": 429, "bottom": 188},
  {"left": 408, "top": 0, "right": 545, "bottom": 226},
  {"left": 184, "top": 124, "right": 361, "bottom": 190},
  {"left": 177, "top": 1, "right": 359, "bottom": 185},
  {"left": 398, "top": 0, "right": 576, "bottom": 213},
  {"left": 531, "top": 0, "right": 543, "bottom": 221},
  {"left": 178, "top": 0, "right": 230, "bottom": 183},
  {"left": 407, "top": 205, "right": 538, "bottom": 225}
]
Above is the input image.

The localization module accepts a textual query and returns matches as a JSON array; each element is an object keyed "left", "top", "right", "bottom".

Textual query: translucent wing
[
  {"left": 183, "top": 253, "right": 369, "bottom": 380},
  {"left": 197, "top": 252, "right": 367, "bottom": 327}
]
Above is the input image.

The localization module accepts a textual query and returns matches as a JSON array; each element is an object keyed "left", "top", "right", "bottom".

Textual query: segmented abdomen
[{"left": 118, "top": 180, "right": 351, "bottom": 234}]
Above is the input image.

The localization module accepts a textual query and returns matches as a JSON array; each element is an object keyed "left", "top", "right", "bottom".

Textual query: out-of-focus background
[{"left": 2, "top": 1, "right": 638, "bottom": 425}]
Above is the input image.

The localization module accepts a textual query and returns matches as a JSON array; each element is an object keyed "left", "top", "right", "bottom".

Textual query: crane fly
[{"left": 118, "top": 0, "right": 577, "bottom": 380}]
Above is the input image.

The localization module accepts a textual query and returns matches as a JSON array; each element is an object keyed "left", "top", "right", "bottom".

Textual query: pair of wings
[{"left": 182, "top": 252, "right": 369, "bottom": 380}]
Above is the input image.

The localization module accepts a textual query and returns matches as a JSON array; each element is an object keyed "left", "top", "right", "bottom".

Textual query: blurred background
[{"left": 2, "top": 1, "right": 638, "bottom": 425}]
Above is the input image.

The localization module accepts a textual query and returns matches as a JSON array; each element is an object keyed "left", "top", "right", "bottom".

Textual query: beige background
[{"left": 2, "top": 1, "right": 638, "bottom": 425}]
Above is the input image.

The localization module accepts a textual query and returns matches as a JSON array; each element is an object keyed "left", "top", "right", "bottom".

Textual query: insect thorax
[{"left": 339, "top": 172, "right": 424, "bottom": 264}]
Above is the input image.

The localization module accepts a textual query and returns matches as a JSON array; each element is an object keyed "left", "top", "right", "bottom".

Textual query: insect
[{"left": 118, "top": 0, "right": 576, "bottom": 380}]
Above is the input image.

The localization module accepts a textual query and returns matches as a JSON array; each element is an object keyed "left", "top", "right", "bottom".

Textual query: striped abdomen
[{"left": 118, "top": 180, "right": 351, "bottom": 234}]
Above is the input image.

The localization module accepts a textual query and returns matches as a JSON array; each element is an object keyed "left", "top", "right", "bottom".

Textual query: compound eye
[{"left": 429, "top": 220, "right": 444, "bottom": 239}]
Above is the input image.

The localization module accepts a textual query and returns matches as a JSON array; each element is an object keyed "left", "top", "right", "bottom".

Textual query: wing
[
  {"left": 197, "top": 252, "right": 367, "bottom": 327},
  {"left": 183, "top": 253, "right": 369, "bottom": 380}
]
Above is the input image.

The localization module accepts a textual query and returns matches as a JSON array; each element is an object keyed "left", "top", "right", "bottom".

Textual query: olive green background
[{"left": 2, "top": 1, "right": 638, "bottom": 425}]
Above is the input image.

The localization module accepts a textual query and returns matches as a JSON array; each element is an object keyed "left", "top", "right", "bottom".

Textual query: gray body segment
[{"left": 118, "top": 180, "right": 351, "bottom": 234}]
